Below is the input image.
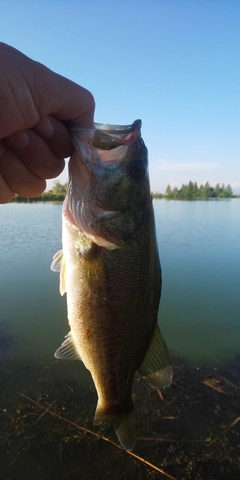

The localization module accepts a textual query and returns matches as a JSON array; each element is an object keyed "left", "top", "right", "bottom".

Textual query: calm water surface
[{"left": 0, "top": 200, "right": 239, "bottom": 367}]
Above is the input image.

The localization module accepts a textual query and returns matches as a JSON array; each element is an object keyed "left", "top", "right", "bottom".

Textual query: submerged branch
[
  {"left": 201, "top": 380, "right": 226, "bottom": 394},
  {"left": 216, "top": 374, "right": 239, "bottom": 390},
  {"left": 18, "top": 392, "right": 178, "bottom": 480},
  {"left": 228, "top": 417, "right": 240, "bottom": 430}
]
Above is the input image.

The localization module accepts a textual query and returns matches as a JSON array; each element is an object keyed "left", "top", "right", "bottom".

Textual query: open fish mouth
[
  {"left": 70, "top": 120, "right": 142, "bottom": 168},
  {"left": 92, "top": 120, "right": 142, "bottom": 154},
  {"left": 67, "top": 119, "right": 148, "bottom": 249},
  {"left": 94, "top": 119, "right": 141, "bottom": 134}
]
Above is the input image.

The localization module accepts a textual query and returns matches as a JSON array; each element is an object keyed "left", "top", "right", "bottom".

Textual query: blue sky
[{"left": 2, "top": 0, "right": 240, "bottom": 192}]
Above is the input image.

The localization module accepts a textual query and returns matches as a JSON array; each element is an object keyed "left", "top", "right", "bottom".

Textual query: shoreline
[{"left": 9, "top": 195, "right": 240, "bottom": 203}]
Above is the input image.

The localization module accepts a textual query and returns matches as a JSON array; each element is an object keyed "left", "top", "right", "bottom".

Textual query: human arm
[{"left": 0, "top": 43, "right": 95, "bottom": 203}]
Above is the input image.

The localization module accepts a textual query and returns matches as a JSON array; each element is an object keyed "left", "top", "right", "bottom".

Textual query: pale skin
[{"left": 0, "top": 43, "right": 95, "bottom": 203}]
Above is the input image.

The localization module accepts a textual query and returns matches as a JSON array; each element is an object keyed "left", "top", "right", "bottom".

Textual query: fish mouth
[
  {"left": 94, "top": 119, "right": 141, "bottom": 135},
  {"left": 92, "top": 120, "right": 142, "bottom": 151},
  {"left": 67, "top": 120, "right": 143, "bottom": 249},
  {"left": 70, "top": 120, "right": 142, "bottom": 159}
]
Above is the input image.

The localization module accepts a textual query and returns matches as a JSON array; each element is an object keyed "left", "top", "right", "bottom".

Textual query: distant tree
[
  {"left": 204, "top": 182, "right": 211, "bottom": 197},
  {"left": 198, "top": 183, "right": 204, "bottom": 197},
  {"left": 226, "top": 184, "right": 233, "bottom": 195},
  {"left": 214, "top": 183, "right": 220, "bottom": 196},
  {"left": 51, "top": 181, "right": 67, "bottom": 195},
  {"left": 223, "top": 184, "right": 233, "bottom": 198},
  {"left": 179, "top": 183, "right": 188, "bottom": 198},
  {"left": 193, "top": 182, "right": 198, "bottom": 197},
  {"left": 187, "top": 181, "right": 198, "bottom": 199},
  {"left": 164, "top": 180, "right": 234, "bottom": 200},
  {"left": 188, "top": 180, "right": 194, "bottom": 192},
  {"left": 172, "top": 187, "right": 179, "bottom": 199}
]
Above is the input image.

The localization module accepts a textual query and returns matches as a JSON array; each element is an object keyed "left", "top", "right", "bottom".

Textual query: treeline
[
  {"left": 153, "top": 182, "right": 235, "bottom": 200},
  {"left": 11, "top": 180, "right": 238, "bottom": 203},
  {"left": 12, "top": 181, "right": 68, "bottom": 203}
]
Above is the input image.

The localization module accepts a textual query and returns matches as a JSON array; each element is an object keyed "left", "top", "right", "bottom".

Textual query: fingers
[
  {"left": 0, "top": 171, "right": 15, "bottom": 203},
  {"left": 5, "top": 125, "right": 65, "bottom": 180},
  {"left": 0, "top": 43, "right": 95, "bottom": 138},
  {"left": 54, "top": 79, "right": 95, "bottom": 128},
  {"left": 33, "top": 115, "right": 74, "bottom": 158},
  {"left": 0, "top": 138, "right": 46, "bottom": 201},
  {"left": 0, "top": 115, "right": 69, "bottom": 203},
  {"left": 0, "top": 43, "right": 95, "bottom": 204},
  {"left": 35, "top": 67, "right": 95, "bottom": 129}
]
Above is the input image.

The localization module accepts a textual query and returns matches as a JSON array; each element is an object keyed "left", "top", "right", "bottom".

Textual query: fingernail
[
  {"left": 7, "top": 131, "right": 29, "bottom": 148},
  {"left": 36, "top": 116, "right": 55, "bottom": 138}
]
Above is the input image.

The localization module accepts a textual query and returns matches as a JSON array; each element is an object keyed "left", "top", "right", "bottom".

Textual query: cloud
[{"left": 155, "top": 161, "right": 220, "bottom": 171}]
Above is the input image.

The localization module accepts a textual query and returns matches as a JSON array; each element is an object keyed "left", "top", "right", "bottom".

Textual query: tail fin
[
  {"left": 94, "top": 403, "right": 137, "bottom": 451},
  {"left": 114, "top": 409, "right": 138, "bottom": 451}
]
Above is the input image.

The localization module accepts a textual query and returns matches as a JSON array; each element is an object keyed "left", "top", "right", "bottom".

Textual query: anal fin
[
  {"left": 54, "top": 331, "right": 81, "bottom": 360},
  {"left": 138, "top": 324, "right": 173, "bottom": 389}
]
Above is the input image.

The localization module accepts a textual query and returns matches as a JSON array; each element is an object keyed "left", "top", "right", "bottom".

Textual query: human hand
[{"left": 0, "top": 43, "right": 95, "bottom": 203}]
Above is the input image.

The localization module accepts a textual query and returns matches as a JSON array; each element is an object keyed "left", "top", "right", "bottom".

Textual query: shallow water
[
  {"left": 155, "top": 199, "right": 240, "bottom": 364},
  {"left": 0, "top": 199, "right": 239, "bottom": 367}
]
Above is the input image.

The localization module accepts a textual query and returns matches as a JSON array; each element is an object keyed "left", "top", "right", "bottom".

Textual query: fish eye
[{"left": 128, "top": 160, "right": 147, "bottom": 181}]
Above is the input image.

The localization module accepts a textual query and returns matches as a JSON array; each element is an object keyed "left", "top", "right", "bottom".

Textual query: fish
[{"left": 51, "top": 119, "right": 172, "bottom": 450}]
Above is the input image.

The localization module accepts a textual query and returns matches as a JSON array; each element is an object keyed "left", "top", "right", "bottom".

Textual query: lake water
[{"left": 0, "top": 199, "right": 239, "bottom": 367}]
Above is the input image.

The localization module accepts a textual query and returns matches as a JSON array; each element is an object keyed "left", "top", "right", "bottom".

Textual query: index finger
[
  {"left": 50, "top": 72, "right": 95, "bottom": 128},
  {"left": 0, "top": 43, "right": 95, "bottom": 138}
]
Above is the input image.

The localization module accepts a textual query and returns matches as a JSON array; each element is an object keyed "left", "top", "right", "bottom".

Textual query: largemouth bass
[{"left": 51, "top": 119, "right": 172, "bottom": 450}]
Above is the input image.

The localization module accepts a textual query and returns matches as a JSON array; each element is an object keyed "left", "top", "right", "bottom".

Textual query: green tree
[
  {"left": 172, "top": 187, "right": 179, "bottom": 199},
  {"left": 162, "top": 181, "right": 234, "bottom": 201},
  {"left": 222, "top": 184, "right": 233, "bottom": 198},
  {"left": 51, "top": 181, "right": 67, "bottom": 195},
  {"left": 188, "top": 180, "right": 194, "bottom": 193},
  {"left": 193, "top": 182, "right": 198, "bottom": 197},
  {"left": 214, "top": 183, "right": 220, "bottom": 197}
]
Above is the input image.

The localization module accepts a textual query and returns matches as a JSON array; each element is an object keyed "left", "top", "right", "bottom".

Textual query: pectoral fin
[
  {"left": 54, "top": 331, "right": 81, "bottom": 360},
  {"left": 51, "top": 249, "right": 63, "bottom": 272},
  {"left": 50, "top": 249, "right": 66, "bottom": 296},
  {"left": 138, "top": 325, "right": 172, "bottom": 389}
]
